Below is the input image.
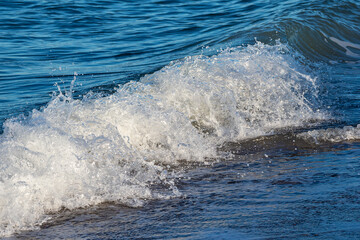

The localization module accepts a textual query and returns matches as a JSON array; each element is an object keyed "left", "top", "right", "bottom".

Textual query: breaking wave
[{"left": 0, "top": 42, "right": 327, "bottom": 236}]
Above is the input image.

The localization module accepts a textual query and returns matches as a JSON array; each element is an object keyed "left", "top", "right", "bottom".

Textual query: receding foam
[{"left": 298, "top": 124, "right": 360, "bottom": 143}]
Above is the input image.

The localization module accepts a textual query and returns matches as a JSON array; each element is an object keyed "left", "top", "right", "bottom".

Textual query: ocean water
[{"left": 0, "top": 0, "right": 359, "bottom": 239}]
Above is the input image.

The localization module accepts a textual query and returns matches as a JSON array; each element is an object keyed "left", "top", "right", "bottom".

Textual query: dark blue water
[{"left": 0, "top": 0, "right": 359, "bottom": 239}]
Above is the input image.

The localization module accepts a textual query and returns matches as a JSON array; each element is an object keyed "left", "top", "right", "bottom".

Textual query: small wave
[
  {"left": 275, "top": 0, "right": 360, "bottom": 64},
  {"left": 0, "top": 42, "right": 326, "bottom": 237},
  {"left": 282, "top": 22, "right": 360, "bottom": 63}
]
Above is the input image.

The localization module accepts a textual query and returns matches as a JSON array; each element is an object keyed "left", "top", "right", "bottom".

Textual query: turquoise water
[{"left": 0, "top": 0, "right": 359, "bottom": 239}]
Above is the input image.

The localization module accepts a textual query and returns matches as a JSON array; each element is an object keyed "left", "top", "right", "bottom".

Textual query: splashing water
[{"left": 0, "top": 42, "right": 327, "bottom": 236}]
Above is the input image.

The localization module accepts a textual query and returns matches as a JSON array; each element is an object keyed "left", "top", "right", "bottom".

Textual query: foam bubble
[
  {"left": 298, "top": 124, "right": 360, "bottom": 144},
  {"left": 0, "top": 42, "right": 326, "bottom": 236}
]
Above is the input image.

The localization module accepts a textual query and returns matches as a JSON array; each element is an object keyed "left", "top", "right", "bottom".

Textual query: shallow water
[{"left": 0, "top": 0, "right": 360, "bottom": 238}]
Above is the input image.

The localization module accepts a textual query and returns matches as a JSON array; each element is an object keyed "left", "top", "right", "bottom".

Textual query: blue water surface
[{"left": 1, "top": 0, "right": 360, "bottom": 239}]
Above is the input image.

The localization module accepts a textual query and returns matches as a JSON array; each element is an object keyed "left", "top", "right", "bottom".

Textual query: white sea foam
[
  {"left": 329, "top": 36, "right": 360, "bottom": 58},
  {"left": 298, "top": 124, "right": 360, "bottom": 144},
  {"left": 0, "top": 42, "right": 326, "bottom": 236}
]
